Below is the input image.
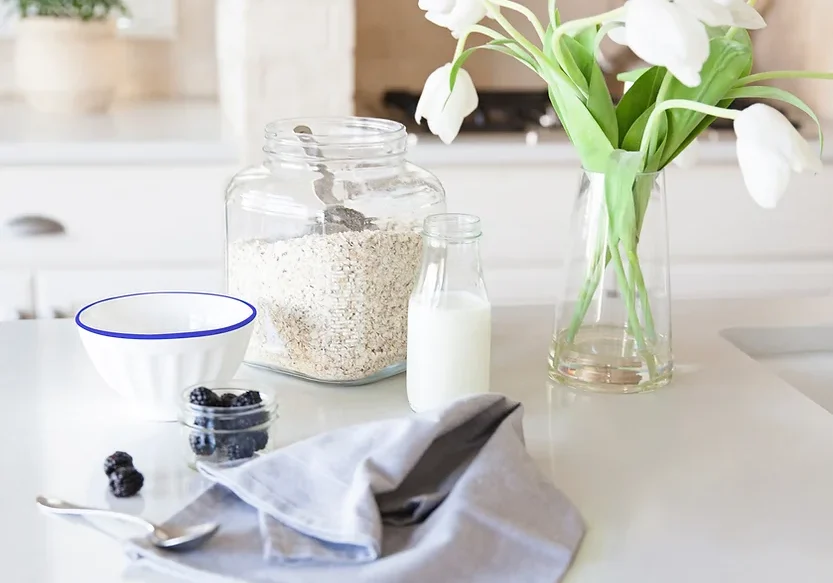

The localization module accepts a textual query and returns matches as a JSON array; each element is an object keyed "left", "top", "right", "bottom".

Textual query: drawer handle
[{"left": 4, "top": 215, "right": 65, "bottom": 237}]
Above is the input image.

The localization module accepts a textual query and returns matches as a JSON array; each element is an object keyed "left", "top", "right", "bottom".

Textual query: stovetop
[{"left": 382, "top": 90, "right": 801, "bottom": 135}]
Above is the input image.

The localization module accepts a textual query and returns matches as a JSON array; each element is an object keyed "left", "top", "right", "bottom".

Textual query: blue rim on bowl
[{"left": 75, "top": 291, "right": 257, "bottom": 340}]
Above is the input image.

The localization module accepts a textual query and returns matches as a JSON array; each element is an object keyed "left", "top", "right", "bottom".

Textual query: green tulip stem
[
  {"left": 639, "top": 99, "right": 740, "bottom": 159},
  {"left": 565, "top": 230, "right": 607, "bottom": 343},
  {"left": 550, "top": 6, "right": 625, "bottom": 42},
  {"left": 626, "top": 248, "right": 656, "bottom": 342},
  {"left": 738, "top": 71, "right": 833, "bottom": 85},
  {"left": 609, "top": 241, "right": 657, "bottom": 380},
  {"left": 487, "top": 0, "right": 547, "bottom": 42},
  {"left": 453, "top": 25, "right": 508, "bottom": 60},
  {"left": 483, "top": 1, "right": 577, "bottom": 97}
]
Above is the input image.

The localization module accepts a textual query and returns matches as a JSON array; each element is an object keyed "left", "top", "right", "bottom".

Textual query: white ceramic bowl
[{"left": 76, "top": 291, "right": 256, "bottom": 421}]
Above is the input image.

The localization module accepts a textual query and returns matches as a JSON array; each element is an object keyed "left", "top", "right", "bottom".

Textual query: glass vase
[{"left": 548, "top": 169, "right": 673, "bottom": 393}]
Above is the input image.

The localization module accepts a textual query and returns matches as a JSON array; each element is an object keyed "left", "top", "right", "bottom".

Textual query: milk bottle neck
[{"left": 412, "top": 214, "right": 489, "bottom": 304}]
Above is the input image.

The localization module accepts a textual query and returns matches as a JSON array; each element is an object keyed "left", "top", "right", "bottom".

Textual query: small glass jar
[
  {"left": 178, "top": 381, "right": 279, "bottom": 468},
  {"left": 407, "top": 214, "right": 492, "bottom": 412},
  {"left": 225, "top": 117, "right": 446, "bottom": 385}
]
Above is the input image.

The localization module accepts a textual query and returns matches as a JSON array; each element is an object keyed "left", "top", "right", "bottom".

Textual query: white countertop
[
  {"left": 5, "top": 298, "right": 833, "bottom": 581},
  {"left": 0, "top": 100, "right": 239, "bottom": 165},
  {"left": 2, "top": 99, "right": 827, "bottom": 168}
]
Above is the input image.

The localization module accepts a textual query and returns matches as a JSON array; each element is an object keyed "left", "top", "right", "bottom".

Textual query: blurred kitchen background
[{"left": 2, "top": 0, "right": 833, "bottom": 320}]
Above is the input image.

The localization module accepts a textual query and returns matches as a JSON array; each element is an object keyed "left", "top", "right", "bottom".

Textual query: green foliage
[
  {"left": 615, "top": 67, "right": 665, "bottom": 148},
  {"left": 604, "top": 150, "right": 642, "bottom": 249},
  {"left": 657, "top": 35, "right": 752, "bottom": 168},
  {"left": 13, "top": 0, "right": 127, "bottom": 21}
]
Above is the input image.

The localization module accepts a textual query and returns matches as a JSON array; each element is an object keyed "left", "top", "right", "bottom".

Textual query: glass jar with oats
[{"left": 225, "top": 117, "right": 446, "bottom": 384}]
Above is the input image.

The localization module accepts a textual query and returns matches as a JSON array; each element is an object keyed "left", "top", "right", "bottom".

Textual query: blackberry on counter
[
  {"left": 189, "top": 386, "right": 220, "bottom": 407},
  {"left": 109, "top": 467, "right": 144, "bottom": 498},
  {"left": 224, "top": 434, "right": 256, "bottom": 461},
  {"left": 189, "top": 432, "right": 216, "bottom": 456},
  {"left": 219, "top": 393, "right": 237, "bottom": 407},
  {"left": 232, "top": 390, "right": 262, "bottom": 408},
  {"left": 103, "top": 451, "right": 134, "bottom": 476}
]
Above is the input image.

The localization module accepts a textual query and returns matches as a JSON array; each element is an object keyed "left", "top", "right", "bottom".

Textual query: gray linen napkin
[{"left": 125, "top": 394, "right": 584, "bottom": 583}]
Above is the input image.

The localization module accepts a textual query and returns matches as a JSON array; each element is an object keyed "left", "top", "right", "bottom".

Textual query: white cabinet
[
  {"left": 0, "top": 270, "right": 33, "bottom": 321},
  {"left": 0, "top": 165, "right": 234, "bottom": 269},
  {"left": 34, "top": 268, "right": 223, "bottom": 319}
]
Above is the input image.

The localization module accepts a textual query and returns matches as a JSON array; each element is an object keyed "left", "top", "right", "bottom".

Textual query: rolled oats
[{"left": 228, "top": 229, "right": 422, "bottom": 382}]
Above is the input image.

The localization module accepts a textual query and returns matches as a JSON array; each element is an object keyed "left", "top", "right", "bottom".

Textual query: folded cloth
[{"left": 125, "top": 394, "right": 584, "bottom": 583}]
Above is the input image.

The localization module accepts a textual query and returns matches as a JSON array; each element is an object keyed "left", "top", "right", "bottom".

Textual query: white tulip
[
  {"left": 610, "top": 0, "right": 710, "bottom": 88},
  {"left": 416, "top": 63, "right": 479, "bottom": 144},
  {"left": 734, "top": 104, "right": 823, "bottom": 209},
  {"left": 419, "top": 0, "right": 487, "bottom": 37},
  {"left": 714, "top": 0, "right": 767, "bottom": 29},
  {"left": 674, "top": 0, "right": 734, "bottom": 27}
]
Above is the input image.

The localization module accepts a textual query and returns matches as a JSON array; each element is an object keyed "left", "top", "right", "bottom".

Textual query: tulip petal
[
  {"left": 715, "top": 0, "right": 767, "bottom": 29},
  {"left": 419, "top": 0, "right": 455, "bottom": 11},
  {"left": 607, "top": 24, "right": 628, "bottom": 45},
  {"left": 415, "top": 64, "right": 478, "bottom": 144},
  {"left": 735, "top": 104, "right": 822, "bottom": 173},
  {"left": 734, "top": 104, "right": 824, "bottom": 208},
  {"left": 625, "top": 0, "right": 709, "bottom": 88},
  {"left": 737, "top": 146, "right": 791, "bottom": 209},
  {"left": 675, "top": 0, "right": 734, "bottom": 27},
  {"left": 424, "top": 0, "right": 487, "bottom": 35},
  {"left": 415, "top": 65, "right": 449, "bottom": 125}
]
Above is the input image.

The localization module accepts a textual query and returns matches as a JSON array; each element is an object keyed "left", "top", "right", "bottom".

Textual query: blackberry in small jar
[{"left": 179, "top": 381, "right": 278, "bottom": 469}]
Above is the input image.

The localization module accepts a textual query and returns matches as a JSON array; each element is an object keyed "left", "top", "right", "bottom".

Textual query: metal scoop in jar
[{"left": 294, "top": 124, "right": 368, "bottom": 232}]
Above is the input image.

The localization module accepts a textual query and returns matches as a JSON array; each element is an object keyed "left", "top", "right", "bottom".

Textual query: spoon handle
[{"left": 36, "top": 496, "right": 155, "bottom": 533}]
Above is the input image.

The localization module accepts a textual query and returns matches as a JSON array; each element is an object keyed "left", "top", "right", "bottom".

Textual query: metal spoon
[
  {"left": 36, "top": 496, "right": 219, "bottom": 552},
  {"left": 294, "top": 124, "right": 368, "bottom": 232}
]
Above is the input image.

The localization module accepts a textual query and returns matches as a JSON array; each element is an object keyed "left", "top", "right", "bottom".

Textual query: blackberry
[
  {"left": 223, "top": 434, "right": 256, "bottom": 461},
  {"left": 103, "top": 451, "right": 134, "bottom": 476},
  {"left": 219, "top": 393, "right": 237, "bottom": 407},
  {"left": 109, "top": 467, "right": 144, "bottom": 498},
  {"left": 252, "top": 430, "right": 269, "bottom": 451},
  {"left": 189, "top": 386, "right": 220, "bottom": 407},
  {"left": 189, "top": 432, "right": 216, "bottom": 456},
  {"left": 193, "top": 415, "right": 214, "bottom": 430},
  {"left": 232, "top": 390, "right": 262, "bottom": 408},
  {"left": 231, "top": 409, "right": 268, "bottom": 431}
]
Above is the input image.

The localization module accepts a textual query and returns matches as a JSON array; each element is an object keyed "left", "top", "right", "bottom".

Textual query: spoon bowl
[
  {"left": 36, "top": 495, "right": 219, "bottom": 552},
  {"left": 150, "top": 521, "right": 220, "bottom": 552}
]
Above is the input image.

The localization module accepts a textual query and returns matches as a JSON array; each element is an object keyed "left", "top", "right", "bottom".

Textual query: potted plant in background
[
  {"left": 8, "top": 0, "right": 128, "bottom": 113},
  {"left": 415, "top": 0, "right": 833, "bottom": 393}
]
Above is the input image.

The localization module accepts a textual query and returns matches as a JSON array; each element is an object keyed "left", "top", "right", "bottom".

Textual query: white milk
[{"left": 406, "top": 291, "right": 492, "bottom": 412}]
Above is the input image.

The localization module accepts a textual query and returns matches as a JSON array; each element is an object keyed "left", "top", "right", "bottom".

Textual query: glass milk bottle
[{"left": 407, "top": 214, "right": 491, "bottom": 412}]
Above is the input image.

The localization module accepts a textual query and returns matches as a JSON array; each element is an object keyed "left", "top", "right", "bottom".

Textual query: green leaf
[
  {"left": 662, "top": 33, "right": 752, "bottom": 164},
  {"left": 543, "top": 26, "right": 555, "bottom": 61},
  {"left": 621, "top": 102, "right": 668, "bottom": 157},
  {"left": 659, "top": 35, "right": 752, "bottom": 168},
  {"left": 574, "top": 25, "right": 598, "bottom": 55},
  {"left": 617, "top": 68, "right": 652, "bottom": 83},
  {"left": 588, "top": 62, "right": 618, "bottom": 146},
  {"left": 725, "top": 85, "right": 824, "bottom": 153},
  {"left": 615, "top": 67, "right": 666, "bottom": 148},
  {"left": 553, "top": 7, "right": 561, "bottom": 27},
  {"left": 549, "top": 84, "right": 614, "bottom": 172},
  {"left": 604, "top": 150, "right": 644, "bottom": 250},
  {"left": 558, "top": 35, "right": 617, "bottom": 146},
  {"left": 555, "top": 35, "right": 591, "bottom": 97}
]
